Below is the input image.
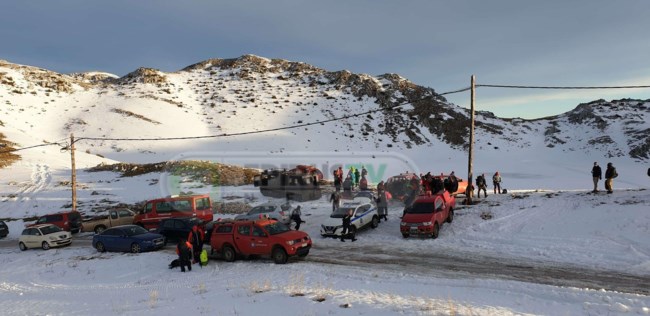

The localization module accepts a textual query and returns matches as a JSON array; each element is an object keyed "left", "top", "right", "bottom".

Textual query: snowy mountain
[{"left": 1, "top": 55, "right": 649, "bottom": 192}]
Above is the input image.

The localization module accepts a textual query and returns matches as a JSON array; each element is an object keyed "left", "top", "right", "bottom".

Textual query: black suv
[
  {"left": 156, "top": 217, "right": 204, "bottom": 245},
  {"left": 0, "top": 221, "right": 8, "bottom": 238}
]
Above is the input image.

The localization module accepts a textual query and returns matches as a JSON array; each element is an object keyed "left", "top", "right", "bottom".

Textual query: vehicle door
[
  {"left": 100, "top": 229, "right": 121, "bottom": 251},
  {"left": 353, "top": 204, "right": 371, "bottom": 228},
  {"left": 109, "top": 210, "right": 119, "bottom": 227},
  {"left": 23, "top": 228, "right": 40, "bottom": 247},
  {"left": 141, "top": 202, "right": 157, "bottom": 229},
  {"left": 433, "top": 197, "right": 445, "bottom": 224},
  {"left": 234, "top": 224, "right": 255, "bottom": 254},
  {"left": 117, "top": 209, "right": 134, "bottom": 226},
  {"left": 249, "top": 225, "right": 270, "bottom": 255}
]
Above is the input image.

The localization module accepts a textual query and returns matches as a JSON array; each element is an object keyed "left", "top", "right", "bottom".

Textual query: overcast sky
[{"left": 1, "top": 0, "right": 649, "bottom": 119}]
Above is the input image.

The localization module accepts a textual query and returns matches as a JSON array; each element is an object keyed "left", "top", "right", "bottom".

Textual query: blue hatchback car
[{"left": 92, "top": 225, "right": 165, "bottom": 253}]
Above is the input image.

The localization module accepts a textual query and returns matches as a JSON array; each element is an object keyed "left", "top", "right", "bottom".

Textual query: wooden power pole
[
  {"left": 467, "top": 75, "right": 476, "bottom": 205},
  {"left": 70, "top": 133, "right": 77, "bottom": 211}
]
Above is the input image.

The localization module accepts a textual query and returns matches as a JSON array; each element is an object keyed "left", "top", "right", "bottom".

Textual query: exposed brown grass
[{"left": 0, "top": 133, "right": 20, "bottom": 169}]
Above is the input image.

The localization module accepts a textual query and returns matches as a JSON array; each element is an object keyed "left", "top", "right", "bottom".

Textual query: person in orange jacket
[
  {"left": 187, "top": 225, "right": 204, "bottom": 264},
  {"left": 176, "top": 240, "right": 193, "bottom": 272}
]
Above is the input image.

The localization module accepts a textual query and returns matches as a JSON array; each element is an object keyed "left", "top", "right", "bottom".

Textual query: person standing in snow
[
  {"left": 187, "top": 225, "right": 204, "bottom": 264},
  {"left": 361, "top": 166, "right": 368, "bottom": 178},
  {"left": 354, "top": 168, "right": 361, "bottom": 188},
  {"left": 591, "top": 162, "right": 602, "bottom": 193},
  {"left": 476, "top": 174, "right": 487, "bottom": 198},
  {"left": 492, "top": 172, "right": 502, "bottom": 194},
  {"left": 605, "top": 162, "right": 618, "bottom": 194},
  {"left": 329, "top": 191, "right": 341, "bottom": 213},
  {"left": 376, "top": 187, "right": 389, "bottom": 221},
  {"left": 291, "top": 205, "right": 304, "bottom": 230}
]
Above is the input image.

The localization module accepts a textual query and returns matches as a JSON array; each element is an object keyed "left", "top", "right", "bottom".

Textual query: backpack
[{"left": 199, "top": 249, "right": 208, "bottom": 266}]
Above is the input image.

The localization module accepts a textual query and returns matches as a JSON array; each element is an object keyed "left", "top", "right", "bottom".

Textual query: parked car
[
  {"left": 133, "top": 195, "right": 213, "bottom": 230},
  {"left": 82, "top": 208, "right": 135, "bottom": 234},
  {"left": 29, "top": 210, "right": 83, "bottom": 233},
  {"left": 19, "top": 224, "right": 72, "bottom": 250},
  {"left": 210, "top": 219, "right": 311, "bottom": 264},
  {"left": 92, "top": 225, "right": 165, "bottom": 253},
  {"left": 385, "top": 172, "right": 421, "bottom": 202},
  {"left": 234, "top": 202, "right": 291, "bottom": 225},
  {"left": 0, "top": 220, "right": 8, "bottom": 238},
  {"left": 400, "top": 191, "right": 455, "bottom": 239},
  {"left": 155, "top": 217, "right": 204, "bottom": 245},
  {"left": 320, "top": 197, "right": 380, "bottom": 238}
]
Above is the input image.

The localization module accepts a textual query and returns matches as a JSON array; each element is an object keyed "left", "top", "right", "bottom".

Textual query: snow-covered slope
[{"left": 1, "top": 55, "right": 649, "bottom": 192}]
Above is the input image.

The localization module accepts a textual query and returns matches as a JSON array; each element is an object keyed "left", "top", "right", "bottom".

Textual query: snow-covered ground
[{"left": 0, "top": 164, "right": 649, "bottom": 315}]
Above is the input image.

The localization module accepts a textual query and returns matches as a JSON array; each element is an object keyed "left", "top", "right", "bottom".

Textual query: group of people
[
  {"left": 333, "top": 166, "right": 370, "bottom": 193},
  {"left": 175, "top": 224, "right": 207, "bottom": 272},
  {"left": 591, "top": 162, "right": 618, "bottom": 194},
  {"left": 473, "top": 172, "right": 502, "bottom": 198}
]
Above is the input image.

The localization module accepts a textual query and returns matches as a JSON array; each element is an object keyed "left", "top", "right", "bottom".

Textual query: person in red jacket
[{"left": 187, "top": 225, "right": 204, "bottom": 264}]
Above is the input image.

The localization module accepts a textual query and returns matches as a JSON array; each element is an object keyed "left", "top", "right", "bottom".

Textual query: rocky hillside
[{"left": 0, "top": 55, "right": 649, "bottom": 165}]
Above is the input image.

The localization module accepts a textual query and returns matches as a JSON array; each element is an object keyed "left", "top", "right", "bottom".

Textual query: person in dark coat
[
  {"left": 359, "top": 176, "right": 368, "bottom": 191},
  {"left": 340, "top": 209, "right": 356, "bottom": 242},
  {"left": 342, "top": 175, "right": 352, "bottom": 195},
  {"left": 476, "top": 174, "right": 487, "bottom": 198},
  {"left": 187, "top": 225, "right": 204, "bottom": 264},
  {"left": 291, "top": 205, "right": 304, "bottom": 230},
  {"left": 176, "top": 240, "right": 193, "bottom": 272},
  {"left": 354, "top": 168, "right": 361, "bottom": 188},
  {"left": 605, "top": 162, "right": 618, "bottom": 194},
  {"left": 376, "top": 188, "right": 388, "bottom": 221},
  {"left": 591, "top": 162, "right": 602, "bottom": 193},
  {"left": 329, "top": 191, "right": 341, "bottom": 213}
]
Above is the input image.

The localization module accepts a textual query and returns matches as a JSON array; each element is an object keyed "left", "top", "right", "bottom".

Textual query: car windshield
[
  {"left": 331, "top": 207, "right": 356, "bottom": 218},
  {"left": 405, "top": 202, "right": 434, "bottom": 214},
  {"left": 40, "top": 225, "right": 62, "bottom": 235},
  {"left": 264, "top": 222, "right": 291, "bottom": 235},
  {"left": 124, "top": 226, "right": 148, "bottom": 236}
]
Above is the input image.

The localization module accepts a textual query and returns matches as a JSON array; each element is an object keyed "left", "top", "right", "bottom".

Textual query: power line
[
  {"left": 0, "top": 140, "right": 67, "bottom": 154},
  {"left": 76, "top": 87, "right": 471, "bottom": 143},
  {"left": 476, "top": 84, "right": 650, "bottom": 90}
]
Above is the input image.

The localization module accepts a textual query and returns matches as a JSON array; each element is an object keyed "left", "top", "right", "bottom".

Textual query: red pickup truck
[
  {"left": 210, "top": 219, "right": 311, "bottom": 264},
  {"left": 134, "top": 195, "right": 213, "bottom": 230},
  {"left": 400, "top": 190, "right": 455, "bottom": 239}
]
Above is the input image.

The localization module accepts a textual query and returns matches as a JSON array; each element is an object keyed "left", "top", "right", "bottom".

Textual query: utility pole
[
  {"left": 70, "top": 133, "right": 77, "bottom": 211},
  {"left": 467, "top": 75, "right": 476, "bottom": 205}
]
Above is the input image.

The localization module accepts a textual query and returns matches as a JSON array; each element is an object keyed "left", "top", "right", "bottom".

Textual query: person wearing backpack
[
  {"left": 476, "top": 174, "right": 487, "bottom": 198},
  {"left": 605, "top": 162, "right": 617, "bottom": 194},
  {"left": 492, "top": 172, "right": 502, "bottom": 194},
  {"left": 291, "top": 205, "right": 304, "bottom": 230}
]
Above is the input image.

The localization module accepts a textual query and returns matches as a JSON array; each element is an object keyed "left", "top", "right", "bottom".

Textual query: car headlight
[
  {"left": 286, "top": 240, "right": 295, "bottom": 246},
  {"left": 422, "top": 221, "right": 432, "bottom": 226},
  {"left": 49, "top": 236, "right": 56, "bottom": 241},
  {"left": 400, "top": 222, "right": 407, "bottom": 226}
]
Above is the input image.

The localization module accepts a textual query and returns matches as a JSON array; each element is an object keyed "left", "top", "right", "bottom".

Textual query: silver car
[{"left": 235, "top": 203, "right": 292, "bottom": 224}]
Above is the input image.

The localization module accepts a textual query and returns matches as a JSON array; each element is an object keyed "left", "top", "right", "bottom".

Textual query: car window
[
  {"left": 215, "top": 225, "right": 232, "bottom": 233},
  {"left": 110, "top": 211, "right": 118, "bottom": 220},
  {"left": 40, "top": 225, "right": 62, "bottom": 235},
  {"left": 355, "top": 205, "right": 370, "bottom": 215},
  {"left": 123, "top": 226, "right": 148, "bottom": 236},
  {"left": 265, "top": 222, "right": 291, "bottom": 235},
  {"left": 162, "top": 220, "right": 175, "bottom": 229},
  {"left": 47, "top": 215, "right": 64, "bottom": 222},
  {"left": 252, "top": 226, "right": 266, "bottom": 237},
  {"left": 31, "top": 228, "right": 42, "bottom": 236},
  {"left": 103, "top": 229, "right": 121, "bottom": 236},
  {"left": 434, "top": 199, "right": 443, "bottom": 212},
  {"left": 156, "top": 202, "right": 172, "bottom": 213},
  {"left": 36, "top": 217, "right": 47, "bottom": 224},
  {"left": 118, "top": 209, "right": 133, "bottom": 217},
  {"left": 196, "top": 197, "right": 210, "bottom": 211},
  {"left": 21, "top": 229, "right": 31, "bottom": 236},
  {"left": 68, "top": 212, "right": 81, "bottom": 222},
  {"left": 144, "top": 203, "right": 153, "bottom": 214},
  {"left": 406, "top": 202, "right": 434, "bottom": 214},
  {"left": 249, "top": 207, "right": 264, "bottom": 215},
  {"left": 174, "top": 221, "right": 186, "bottom": 229},
  {"left": 237, "top": 225, "right": 251, "bottom": 236}
]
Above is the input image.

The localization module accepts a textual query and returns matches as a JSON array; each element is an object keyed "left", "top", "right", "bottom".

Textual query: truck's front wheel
[
  {"left": 446, "top": 208, "right": 454, "bottom": 223},
  {"left": 431, "top": 223, "right": 439, "bottom": 239},
  {"left": 222, "top": 245, "right": 236, "bottom": 262},
  {"left": 272, "top": 247, "right": 288, "bottom": 264}
]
